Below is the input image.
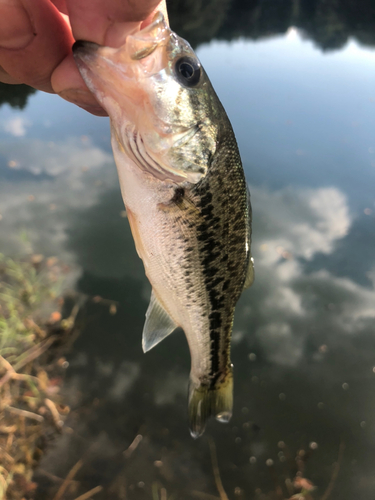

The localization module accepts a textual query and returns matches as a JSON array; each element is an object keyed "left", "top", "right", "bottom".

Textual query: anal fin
[{"left": 142, "top": 290, "right": 177, "bottom": 352}]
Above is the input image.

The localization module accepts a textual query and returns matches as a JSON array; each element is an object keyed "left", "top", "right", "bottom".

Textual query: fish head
[{"left": 73, "top": 12, "right": 220, "bottom": 183}]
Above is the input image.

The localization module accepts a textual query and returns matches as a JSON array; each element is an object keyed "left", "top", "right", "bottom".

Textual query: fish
[{"left": 73, "top": 11, "right": 254, "bottom": 438}]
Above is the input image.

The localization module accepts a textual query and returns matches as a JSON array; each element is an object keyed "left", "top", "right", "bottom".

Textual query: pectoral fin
[{"left": 142, "top": 290, "right": 177, "bottom": 352}]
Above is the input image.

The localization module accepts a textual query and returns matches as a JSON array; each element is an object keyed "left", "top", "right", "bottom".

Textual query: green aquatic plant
[{"left": 0, "top": 254, "right": 60, "bottom": 353}]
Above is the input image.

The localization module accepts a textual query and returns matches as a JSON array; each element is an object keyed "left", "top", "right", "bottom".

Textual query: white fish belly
[{"left": 113, "top": 146, "right": 212, "bottom": 375}]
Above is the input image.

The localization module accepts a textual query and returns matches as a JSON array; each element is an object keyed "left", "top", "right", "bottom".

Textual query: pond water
[{"left": 1, "top": 1, "right": 375, "bottom": 499}]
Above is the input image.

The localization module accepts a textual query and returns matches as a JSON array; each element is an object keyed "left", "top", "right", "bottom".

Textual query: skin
[{"left": 0, "top": 0, "right": 167, "bottom": 115}]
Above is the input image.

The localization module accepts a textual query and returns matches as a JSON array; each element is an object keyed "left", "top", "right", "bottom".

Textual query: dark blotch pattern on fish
[{"left": 187, "top": 126, "right": 251, "bottom": 385}]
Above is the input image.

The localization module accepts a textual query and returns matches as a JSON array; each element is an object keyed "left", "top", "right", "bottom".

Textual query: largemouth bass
[{"left": 73, "top": 12, "right": 254, "bottom": 438}]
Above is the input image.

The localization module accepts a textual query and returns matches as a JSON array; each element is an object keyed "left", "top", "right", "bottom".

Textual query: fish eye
[{"left": 174, "top": 56, "right": 201, "bottom": 87}]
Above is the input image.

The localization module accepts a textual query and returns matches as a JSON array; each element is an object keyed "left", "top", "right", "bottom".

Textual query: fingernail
[
  {"left": 59, "top": 88, "right": 107, "bottom": 116},
  {"left": 0, "top": 0, "right": 34, "bottom": 49}
]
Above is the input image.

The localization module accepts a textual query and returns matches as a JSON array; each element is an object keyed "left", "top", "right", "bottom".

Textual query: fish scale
[{"left": 192, "top": 136, "right": 250, "bottom": 376}]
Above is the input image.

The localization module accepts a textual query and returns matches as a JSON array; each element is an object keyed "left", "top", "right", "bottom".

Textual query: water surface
[{"left": 0, "top": 2, "right": 375, "bottom": 499}]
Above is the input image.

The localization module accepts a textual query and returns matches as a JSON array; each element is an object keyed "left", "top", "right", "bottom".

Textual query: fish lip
[
  {"left": 72, "top": 40, "right": 100, "bottom": 57},
  {"left": 72, "top": 40, "right": 101, "bottom": 71}
]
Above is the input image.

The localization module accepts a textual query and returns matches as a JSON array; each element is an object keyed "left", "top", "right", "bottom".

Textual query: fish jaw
[
  {"left": 72, "top": 12, "right": 171, "bottom": 124},
  {"left": 73, "top": 25, "right": 201, "bottom": 183},
  {"left": 72, "top": 42, "right": 148, "bottom": 126}
]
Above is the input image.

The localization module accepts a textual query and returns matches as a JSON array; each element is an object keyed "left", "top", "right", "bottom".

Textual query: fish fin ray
[
  {"left": 243, "top": 256, "right": 254, "bottom": 290},
  {"left": 188, "top": 368, "right": 233, "bottom": 438},
  {"left": 243, "top": 184, "right": 254, "bottom": 290},
  {"left": 142, "top": 290, "right": 177, "bottom": 352}
]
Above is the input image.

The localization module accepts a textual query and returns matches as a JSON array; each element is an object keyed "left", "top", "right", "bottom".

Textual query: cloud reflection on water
[
  {"left": 236, "top": 184, "right": 375, "bottom": 367},
  {"left": 3, "top": 115, "right": 32, "bottom": 137},
  {"left": 0, "top": 137, "right": 113, "bottom": 264}
]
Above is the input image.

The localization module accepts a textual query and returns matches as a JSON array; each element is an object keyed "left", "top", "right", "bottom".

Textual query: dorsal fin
[
  {"left": 142, "top": 290, "right": 177, "bottom": 352},
  {"left": 243, "top": 256, "right": 254, "bottom": 290}
]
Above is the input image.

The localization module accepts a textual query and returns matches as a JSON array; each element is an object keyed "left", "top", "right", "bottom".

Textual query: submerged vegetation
[{"left": 0, "top": 254, "right": 77, "bottom": 499}]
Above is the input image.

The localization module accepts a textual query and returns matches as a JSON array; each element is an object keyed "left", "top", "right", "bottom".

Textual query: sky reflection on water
[{"left": 0, "top": 26, "right": 375, "bottom": 500}]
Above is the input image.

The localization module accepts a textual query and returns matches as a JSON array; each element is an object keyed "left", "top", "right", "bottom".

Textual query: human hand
[{"left": 0, "top": 0, "right": 168, "bottom": 116}]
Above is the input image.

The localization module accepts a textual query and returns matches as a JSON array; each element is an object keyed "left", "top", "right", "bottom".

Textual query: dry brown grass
[{"left": 0, "top": 254, "right": 78, "bottom": 500}]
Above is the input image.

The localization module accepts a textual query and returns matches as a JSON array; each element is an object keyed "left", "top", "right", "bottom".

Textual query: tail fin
[{"left": 188, "top": 368, "right": 233, "bottom": 439}]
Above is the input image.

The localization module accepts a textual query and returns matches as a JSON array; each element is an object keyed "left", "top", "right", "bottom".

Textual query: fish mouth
[
  {"left": 72, "top": 12, "right": 171, "bottom": 117},
  {"left": 72, "top": 11, "right": 170, "bottom": 70}
]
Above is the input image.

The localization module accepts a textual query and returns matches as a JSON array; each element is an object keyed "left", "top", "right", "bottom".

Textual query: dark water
[{"left": 1, "top": 1, "right": 375, "bottom": 499}]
